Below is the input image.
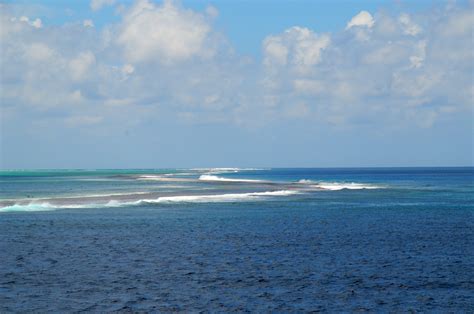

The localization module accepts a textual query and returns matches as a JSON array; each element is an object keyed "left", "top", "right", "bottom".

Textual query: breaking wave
[
  {"left": 136, "top": 175, "right": 194, "bottom": 182},
  {"left": 192, "top": 168, "right": 266, "bottom": 174},
  {"left": 199, "top": 175, "right": 265, "bottom": 183},
  {"left": 0, "top": 190, "right": 299, "bottom": 212},
  {"left": 0, "top": 202, "right": 102, "bottom": 212},
  {"left": 298, "top": 180, "right": 383, "bottom": 190},
  {"left": 134, "top": 190, "right": 299, "bottom": 204}
]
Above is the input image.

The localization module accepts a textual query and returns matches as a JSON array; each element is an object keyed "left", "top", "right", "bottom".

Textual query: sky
[{"left": 0, "top": 0, "right": 473, "bottom": 168}]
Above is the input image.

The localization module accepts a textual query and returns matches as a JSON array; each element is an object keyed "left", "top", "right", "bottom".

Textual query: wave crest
[
  {"left": 136, "top": 175, "right": 193, "bottom": 182},
  {"left": 140, "top": 190, "right": 298, "bottom": 204},
  {"left": 0, "top": 190, "right": 299, "bottom": 212},
  {"left": 298, "top": 180, "right": 383, "bottom": 190},
  {"left": 199, "top": 175, "right": 264, "bottom": 183}
]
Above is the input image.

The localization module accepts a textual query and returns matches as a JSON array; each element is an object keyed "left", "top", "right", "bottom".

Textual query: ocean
[{"left": 1, "top": 167, "right": 473, "bottom": 311}]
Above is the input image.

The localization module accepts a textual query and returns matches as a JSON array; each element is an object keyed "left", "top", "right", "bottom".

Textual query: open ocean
[{"left": 1, "top": 167, "right": 473, "bottom": 311}]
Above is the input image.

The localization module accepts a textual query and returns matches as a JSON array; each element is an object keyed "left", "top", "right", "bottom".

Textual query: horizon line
[{"left": 1, "top": 166, "right": 473, "bottom": 171}]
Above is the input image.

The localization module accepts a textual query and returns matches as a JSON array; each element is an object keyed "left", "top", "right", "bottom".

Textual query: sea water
[{"left": 0, "top": 168, "right": 473, "bottom": 311}]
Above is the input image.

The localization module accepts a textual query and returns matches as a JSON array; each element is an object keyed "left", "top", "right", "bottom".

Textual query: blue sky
[{"left": 0, "top": 0, "right": 473, "bottom": 168}]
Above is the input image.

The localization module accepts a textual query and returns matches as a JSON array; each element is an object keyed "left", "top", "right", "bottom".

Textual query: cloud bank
[{"left": 1, "top": 0, "right": 472, "bottom": 133}]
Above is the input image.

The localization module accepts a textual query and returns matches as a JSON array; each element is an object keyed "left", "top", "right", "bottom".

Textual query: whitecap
[
  {"left": 316, "top": 182, "right": 383, "bottom": 190},
  {"left": 298, "top": 179, "right": 314, "bottom": 184},
  {"left": 0, "top": 190, "right": 299, "bottom": 212},
  {"left": 136, "top": 175, "right": 194, "bottom": 182},
  {"left": 0, "top": 203, "right": 57, "bottom": 212},
  {"left": 0, "top": 202, "right": 103, "bottom": 212},
  {"left": 191, "top": 168, "right": 267, "bottom": 174},
  {"left": 199, "top": 175, "right": 264, "bottom": 183},
  {"left": 297, "top": 179, "right": 383, "bottom": 190},
  {"left": 140, "top": 190, "right": 299, "bottom": 204}
]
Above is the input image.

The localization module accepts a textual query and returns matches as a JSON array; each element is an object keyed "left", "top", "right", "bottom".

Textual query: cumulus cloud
[
  {"left": 263, "top": 36, "right": 288, "bottom": 66},
  {"left": 346, "top": 11, "right": 374, "bottom": 29},
  {"left": 255, "top": 4, "right": 472, "bottom": 128},
  {"left": 263, "top": 26, "right": 330, "bottom": 72},
  {"left": 13, "top": 15, "right": 42, "bottom": 28},
  {"left": 30, "top": 18, "right": 42, "bottom": 28},
  {"left": 0, "top": 0, "right": 472, "bottom": 134},
  {"left": 117, "top": 0, "right": 215, "bottom": 64},
  {"left": 399, "top": 13, "right": 422, "bottom": 36},
  {"left": 344, "top": 11, "right": 375, "bottom": 41}
]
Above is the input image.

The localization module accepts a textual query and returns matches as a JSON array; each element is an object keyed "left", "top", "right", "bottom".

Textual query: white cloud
[
  {"left": 289, "top": 27, "right": 330, "bottom": 68},
  {"left": 69, "top": 51, "right": 96, "bottom": 81},
  {"left": 83, "top": 19, "right": 94, "bottom": 27},
  {"left": 117, "top": 0, "right": 214, "bottom": 64},
  {"left": 363, "top": 42, "right": 408, "bottom": 64},
  {"left": 257, "top": 5, "right": 473, "bottom": 127},
  {"left": 439, "top": 9, "right": 474, "bottom": 37},
  {"left": 25, "top": 43, "right": 55, "bottom": 61},
  {"left": 30, "top": 18, "right": 42, "bottom": 28},
  {"left": 18, "top": 16, "right": 42, "bottom": 28},
  {"left": 90, "top": 0, "right": 116, "bottom": 11},
  {"left": 399, "top": 13, "right": 422, "bottom": 36},
  {"left": 263, "top": 26, "right": 330, "bottom": 72},
  {"left": 263, "top": 36, "right": 288, "bottom": 66},
  {"left": 121, "top": 64, "right": 134, "bottom": 75},
  {"left": 409, "top": 40, "right": 427, "bottom": 68},
  {"left": 346, "top": 11, "right": 375, "bottom": 29},
  {"left": 0, "top": 1, "right": 472, "bottom": 133}
]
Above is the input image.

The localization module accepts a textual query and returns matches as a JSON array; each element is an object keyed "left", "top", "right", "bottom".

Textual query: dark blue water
[{"left": 1, "top": 168, "right": 473, "bottom": 311}]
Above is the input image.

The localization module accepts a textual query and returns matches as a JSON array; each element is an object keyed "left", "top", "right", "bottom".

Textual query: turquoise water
[{"left": 1, "top": 168, "right": 473, "bottom": 311}]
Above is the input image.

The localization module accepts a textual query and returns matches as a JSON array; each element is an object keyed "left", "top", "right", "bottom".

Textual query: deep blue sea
[{"left": 1, "top": 168, "right": 473, "bottom": 311}]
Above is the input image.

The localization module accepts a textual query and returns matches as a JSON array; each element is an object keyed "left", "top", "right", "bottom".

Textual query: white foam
[
  {"left": 191, "top": 168, "right": 266, "bottom": 174},
  {"left": 199, "top": 175, "right": 264, "bottom": 183},
  {"left": 0, "top": 202, "right": 98, "bottom": 212},
  {"left": 136, "top": 175, "right": 193, "bottom": 182},
  {"left": 141, "top": 190, "right": 299, "bottom": 204},
  {"left": 137, "top": 175, "right": 166, "bottom": 180},
  {"left": 0, "top": 203, "right": 57, "bottom": 212},
  {"left": 317, "top": 182, "right": 383, "bottom": 190},
  {"left": 297, "top": 179, "right": 383, "bottom": 190},
  {"left": 0, "top": 190, "right": 299, "bottom": 212},
  {"left": 191, "top": 168, "right": 239, "bottom": 173},
  {"left": 162, "top": 172, "right": 195, "bottom": 176}
]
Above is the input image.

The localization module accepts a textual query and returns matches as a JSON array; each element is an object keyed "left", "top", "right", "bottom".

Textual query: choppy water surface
[{"left": 1, "top": 168, "right": 473, "bottom": 311}]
